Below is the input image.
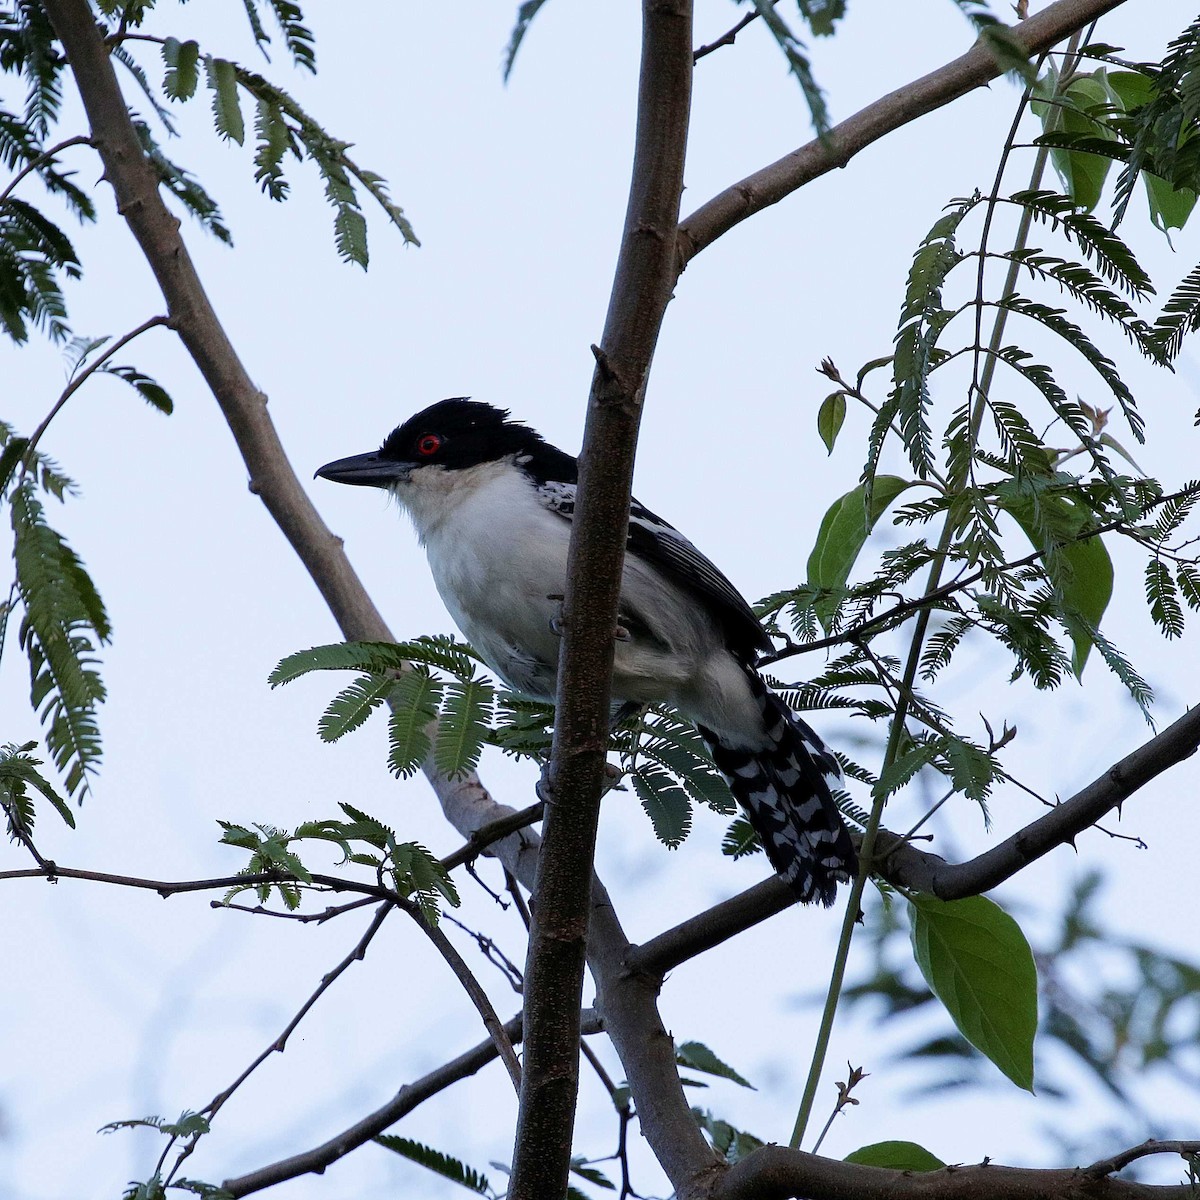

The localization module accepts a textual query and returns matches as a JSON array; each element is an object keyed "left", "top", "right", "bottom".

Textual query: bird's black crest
[{"left": 380, "top": 398, "right": 577, "bottom": 481}]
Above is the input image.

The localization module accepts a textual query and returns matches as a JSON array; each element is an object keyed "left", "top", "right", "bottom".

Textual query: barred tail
[{"left": 699, "top": 674, "right": 857, "bottom": 907}]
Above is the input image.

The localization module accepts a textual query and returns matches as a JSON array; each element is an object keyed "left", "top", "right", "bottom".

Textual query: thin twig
[
  {"left": 440, "top": 802, "right": 544, "bottom": 871},
  {"left": 1086, "top": 1140, "right": 1200, "bottom": 1178},
  {"left": 212, "top": 895, "right": 378, "bottom": 923},
  {"left": 444, "top": 913, "right": 525, "bottom": 992},
  {"left": 693, "top": 8, "right": 761, "bottom": 62},
  {"left": 400, "top": 898, "right": 523, "bottom": 1092},
  {"left": 165, "top": 902, "right": 394, "bottom": 1184},
  {"left": 0, "top": 134, "right": 92, "bottom": 205},
  {"left": 21, "top": 315, "right": 172, "bottom": 471}
]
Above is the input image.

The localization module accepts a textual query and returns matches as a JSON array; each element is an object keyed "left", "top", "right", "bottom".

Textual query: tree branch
[
  {"left": 716, "top": 1143, "right": 1199, "bottom": 1200},
  {"left": 508, "top": 2, "right": 696, "bottom": 1198},
  {"left": 875, "top": 701, "right": 1200, "bottom": 898},
  {"left": 434, "top": 795, "right": 718, "bottom": 1198},
  {"left": 633, "top": 701, "right": 1200, "bottom": 972},
  {"left": 220, "top": 1009, "right": 605, "bottom": 1197},
  {"left": 677, "top": 0, "right": 1128, "bottom": 266},
  {"left": 400, "top": 897, "right": 523, "bottom": 1092}
]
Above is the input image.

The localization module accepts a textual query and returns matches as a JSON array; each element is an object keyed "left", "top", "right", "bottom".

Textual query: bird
[{"left": 316, "top": 398, "right": 857, "bottom": 905}]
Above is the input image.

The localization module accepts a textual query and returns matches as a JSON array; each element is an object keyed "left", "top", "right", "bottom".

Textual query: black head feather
[{"left": 380, "top": 398, "right": 577, "bottom": 482}]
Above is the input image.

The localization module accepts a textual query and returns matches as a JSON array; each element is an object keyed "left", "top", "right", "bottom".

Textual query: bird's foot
[
  {"left": 536, "top": 761, "right": 625, "bottom": 805},
  {"left": 547, "top": 594, "right": 565, "bottom": 637}
]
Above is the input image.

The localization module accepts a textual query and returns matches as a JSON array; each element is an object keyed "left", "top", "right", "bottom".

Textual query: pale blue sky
[{"left": 2, "top": 3, "right": 1198, "bottom": 1197}]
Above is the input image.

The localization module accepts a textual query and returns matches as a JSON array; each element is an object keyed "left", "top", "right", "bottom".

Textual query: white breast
[
  {"left": 391, "top": 460, "right": 756, "bottom": 733},
  {"left": 395, "top": 462, "right": 570, "bottom": 696}
]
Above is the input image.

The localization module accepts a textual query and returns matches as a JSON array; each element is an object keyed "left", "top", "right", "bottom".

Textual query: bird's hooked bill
[{"left": 315, "top": 452, "right": 410, "bottom": 487}]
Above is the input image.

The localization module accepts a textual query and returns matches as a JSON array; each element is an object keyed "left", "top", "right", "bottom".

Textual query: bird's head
[{"left": 315, "top": 398, "right": 549, "bottom": 489}]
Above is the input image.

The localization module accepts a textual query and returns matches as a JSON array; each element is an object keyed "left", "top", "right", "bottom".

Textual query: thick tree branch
[
  {"left": 716, "top": 1143, "right": 1199, "bottom": 1200},
  {"left": 677, "top": 0, "right": 1128, "bottom": 265},
  {"left": 220, "top": 1010, "right": 605, "bottom": 1197},
  {"left": 875, "top": 701, "right": 1200, "bottom": 898},
  {"left": 508, "top": 2, "right": 696, "bottom": 1198},
  {"left": 435, "top": 795, "right": 718, "bottom": 1198},
  {"left": 633, "top": 701, "right": 1200, "bottom": 972}
]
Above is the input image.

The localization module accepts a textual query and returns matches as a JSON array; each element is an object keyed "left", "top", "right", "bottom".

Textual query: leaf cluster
[
  {"left": 157, "top": 39, "right": 416, "bottom": 266},
  {"left": 271, "top": 638, "right": 752, "bottom": 861},
  {"left": 218, "top": 803, "right": 459, "bottom": 923}
]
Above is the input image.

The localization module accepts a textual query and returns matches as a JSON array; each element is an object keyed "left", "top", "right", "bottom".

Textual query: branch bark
[
  {"left": 677, "top": 0, "right": 1128, "bottom": 266},
  {"left": 507, "top": 2, "right": 695, "bottom": 1198},
  {"left": 39, "top": 0, "right": 390, "bottom": 647},
  {"left": 36, "top": 7, "right": 694, "bottom": 1190},
  {"left": 633, "top": 701, "right": 1200, "bottom": 974},
  {"left": 220, "top": 1010, "right": 605, "bottom": 1197},
  {"left": 716, "top": 1144, "right": 1198, "bottom": 1200}
]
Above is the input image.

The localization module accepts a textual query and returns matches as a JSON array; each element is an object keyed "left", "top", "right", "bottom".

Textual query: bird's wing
[{"left": 533, "top": 480, "right": 772, "bottom": 661}]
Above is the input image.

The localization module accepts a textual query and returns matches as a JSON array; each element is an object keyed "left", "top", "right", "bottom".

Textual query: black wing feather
[{"left": 531, "top": 475, "right": 771, "bottom": 663}]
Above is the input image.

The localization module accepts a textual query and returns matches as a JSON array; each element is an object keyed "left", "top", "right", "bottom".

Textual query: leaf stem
[{"left": 788, "top": 29, "right": 1087, "bottom": 1151}]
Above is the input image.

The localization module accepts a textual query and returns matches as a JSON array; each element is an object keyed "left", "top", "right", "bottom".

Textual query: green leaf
[
  {"left": 391, "top": 841, "right": 459, "bottom": 920},
  {"left": 386, "top": 669, "right": 441, "bottom": 778},
  {"left": 102, "top": 364, "right": 173, "bottom": 414},
  {"left": 907, "top": 892, "right": 1037, "bottom": 1091},
  {"left": 318, "top": 673, "right": 394, "bottom": 742},
  {"left": 205, "top": 56, "right": 245, "bottom": 144},
  {"left": 797, "top": 0, "right": 846, "bottom": 37},
  {"left": 817, "top": 392, "right": 846, "bottom": 454},
  {"left": 1144, "top": 173, "right": 1198, "bottom": 236},
  {"left": 675, "top": 1041, "right": 755, "bottom": 1089},
  {"left": 722, "top": 815, "right": 760, "bottom": 859},
  {"left": 570, "top": 1160, "right": 615, "bottom": 1190},
  {"left": 433, "top": 678, "right": 494, "bottom": 779},
  {"left": 503, "top": 0, "right": 550, "bottom": 82},
  {"left": 844, "top": 1140, "right": 946, "bottom": 1171},
  {"left": 162, "top": 37, "right": 200, "bottom": 101},
  {"left": 11, "top": 482, "right": 109, "bottom": 797},
  {"left": 874, "top": 737, "right": 942, "bottom": 800},
  {"left": 134, "top": 120, "right": 232, "bottom": 244},
  {"left": 1145, "top": 558, "right": 1185, "bottom": 638},
  {"left": 271, "top": 636, "right": 480, "bottom": 686},
  {"left": 999, "top": 489, "right": 1114, "bottom": 675},
  {"left": 1032, "top": 72, "right": 1115, "bottom": 212},
  {"left": 374, "top": 1135, "right": 490, "bottom": 1194},
  {"left": 806, "top": 476, "right": 915, "bottom": 629},
  {"left": 0, "top": 740, "right": 75, "bottom": 830},
  {"left": 630, "top": 763, "right": 691, "bottom": 848},
  {"left": 691, "top": 1108, "right": 763, "bottom": 1165}
]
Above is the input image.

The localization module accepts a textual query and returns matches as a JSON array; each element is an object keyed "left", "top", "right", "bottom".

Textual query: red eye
[{"left": 416, "top": 433, "right": 442, "bottom": 457}]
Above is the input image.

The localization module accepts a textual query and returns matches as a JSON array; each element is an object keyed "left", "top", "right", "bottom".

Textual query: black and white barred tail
[{"left": 699, "top": 673, "right": 857, "bottom": 906}]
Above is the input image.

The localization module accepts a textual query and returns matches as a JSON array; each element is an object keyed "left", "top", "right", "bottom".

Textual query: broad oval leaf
[
  {"left": 806, "top": 475, "right": 914, "bottom": 629},
  {"left": 817, "top": 392, "right": 846, "bottom": 454},
  {"left": 1033, "top": 71, "right": 1115, "bottom": 213},
  {"left": 675, "top": 1041, "right": 755, "bottom": 1089},
  {"left": 907, "top": 892, "right": 1037, "bottom": 1092},
  {"left": 998, "top": 489, "right": 1113, "bottom": 676},
  {"left": 844, "top": 1140, "right": 946, "bottom": 1172}
]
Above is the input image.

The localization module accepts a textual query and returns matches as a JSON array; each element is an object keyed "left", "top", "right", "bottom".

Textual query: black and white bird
[{"left": 316, "top": 398, "right": 856, "bottom": 905}]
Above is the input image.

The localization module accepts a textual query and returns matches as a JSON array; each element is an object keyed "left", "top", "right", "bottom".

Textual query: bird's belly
[
  {"left": 420, "top": 486, "right": 714, "bottom": 708},
  {"left": 425, "top": 506, "right": 569, "bottom": 698}
]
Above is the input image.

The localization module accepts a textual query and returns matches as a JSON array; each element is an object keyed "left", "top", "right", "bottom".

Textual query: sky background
[{"left": 2, "top": 2, "right": 1199, "bottom": 1197}]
